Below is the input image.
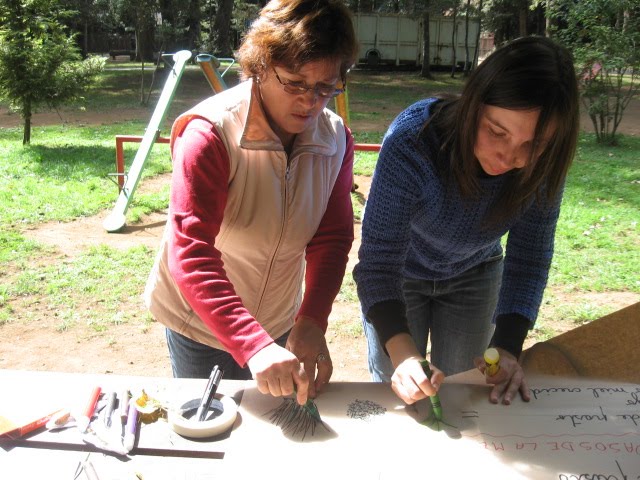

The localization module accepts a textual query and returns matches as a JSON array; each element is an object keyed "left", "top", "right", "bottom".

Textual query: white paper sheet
[{"left": 224, "top": 376, "right": 640, "bottom": 479}]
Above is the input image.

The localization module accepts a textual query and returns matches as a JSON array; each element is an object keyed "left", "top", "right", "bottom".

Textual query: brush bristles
[{"left": 265, "top": 398, "right": 327, "bottom": 440}]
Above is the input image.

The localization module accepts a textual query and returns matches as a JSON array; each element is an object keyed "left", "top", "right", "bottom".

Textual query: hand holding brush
[
  {"left": 248, "top": 342, "right": 328, "bottom": 439},
  {"left": 264, "top": 368, "right": 327, "bottom": 440},
  {"left": 419, "top": 359, "right": 443, "bottom": 420},
  {"left": 247, "top": 343, "right": 311, "bottom": 405}
]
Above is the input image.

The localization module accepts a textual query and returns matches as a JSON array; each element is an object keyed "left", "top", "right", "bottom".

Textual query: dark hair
[
  {"left": 428, "top": 36, "right": 579, "bottom": 226},
  {"left": 236, "top": 0, "right": 358, "bottom": 82}
]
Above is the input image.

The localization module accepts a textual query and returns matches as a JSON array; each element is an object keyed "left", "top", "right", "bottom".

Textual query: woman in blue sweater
[{"left": 353, "top": 36, "right": 579, "bottom": 407}]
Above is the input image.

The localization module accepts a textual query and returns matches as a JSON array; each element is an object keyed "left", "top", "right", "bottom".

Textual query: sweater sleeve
[
  {"left": 168, "top": 118, "right": 273, "bottom": 367},
  {"left": 353, "top": 107, "right": 429, "bottom": 341},
  {"left": 297, "top": 126, "right": 355, "bottom": 331},
  {"left": 496, "top": 183, "right": 565, "bottom": 327}
]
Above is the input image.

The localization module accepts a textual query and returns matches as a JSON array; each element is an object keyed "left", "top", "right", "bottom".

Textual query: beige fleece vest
[{"left": 144, "top": 79, "right": 346, "bottom": 351}]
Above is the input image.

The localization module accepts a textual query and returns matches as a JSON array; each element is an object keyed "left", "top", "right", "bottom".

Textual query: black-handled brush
[{"left": 266, "top": 385, "right": 326, "bottom": 440}]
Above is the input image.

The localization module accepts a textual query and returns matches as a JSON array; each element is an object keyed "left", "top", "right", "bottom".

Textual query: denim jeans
[
  {"left": 363, "top": 254, "right": 503, "bottom": 381},
  {"left": 166, "top": 328, "right": 290, "bottom": 380}
]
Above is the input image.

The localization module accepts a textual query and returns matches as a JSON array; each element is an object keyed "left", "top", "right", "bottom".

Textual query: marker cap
[
  {"left": 484, "top": 348, "right": 500, "bottom": 365},
  {"left": 484, "top": 348, "right": 500, "bottom": 376}
]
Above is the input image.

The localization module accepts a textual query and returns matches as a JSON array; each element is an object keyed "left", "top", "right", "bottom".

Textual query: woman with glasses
[
  {"left": 354, "top": 36, "right": 580, "bottom": 407},
  {"left": 145, "top": 0, "right": 358, "bottom": 405}
]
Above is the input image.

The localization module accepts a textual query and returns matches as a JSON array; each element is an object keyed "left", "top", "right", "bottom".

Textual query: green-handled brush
[{"left": 419, "top": 359, "right": 443, "bottom": 421}]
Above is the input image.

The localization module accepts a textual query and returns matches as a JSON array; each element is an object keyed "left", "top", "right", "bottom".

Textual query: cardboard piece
[
  {"left": 0, "top": 406, "right": 63, "bottom": 440},
  {"left": 521, "top": 302, "right": 640, "bottom": 383}
]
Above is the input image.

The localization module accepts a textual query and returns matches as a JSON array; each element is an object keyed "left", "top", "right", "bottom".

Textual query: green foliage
[
  {"left": 550, "top": 134, "right": 640, "bottom": 292},
  {"left": 551, "top": 0, "right": 640, "bottom": 145},
  {"left": 353, "top": 150, "right": 379, "bottom": 177},
  {"left": 481, "top": 0, "right": 547, "bottom": 44},
  {"left": 0, "top": 0, "right": 105, "bottom": 143}
]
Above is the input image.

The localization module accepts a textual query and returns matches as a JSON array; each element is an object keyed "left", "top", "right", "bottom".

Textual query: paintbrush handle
[
  {"left": 419, "top": 359, "right": 443, "bottom": 421},
  {"left": 292, "top": 384, "right": 322, "bottom": 422}
]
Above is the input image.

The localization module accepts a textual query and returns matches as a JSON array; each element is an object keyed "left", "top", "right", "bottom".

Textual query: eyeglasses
[{"left": 272, "top": 67, "right": 345, "bottom": 99}]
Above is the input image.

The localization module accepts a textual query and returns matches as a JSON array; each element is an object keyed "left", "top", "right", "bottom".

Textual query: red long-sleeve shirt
[{"left": 167, "top": 118, "right": 355, "bottom": 365}]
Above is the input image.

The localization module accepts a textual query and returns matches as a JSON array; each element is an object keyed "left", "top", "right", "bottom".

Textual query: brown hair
[
  {"left": 427, "top": 36, "right": 579, "bottom": 226},
  {"left": 236, "top": 0, "right": 358, "bottom": 82}
]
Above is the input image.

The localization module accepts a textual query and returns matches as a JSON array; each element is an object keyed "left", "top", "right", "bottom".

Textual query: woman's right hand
[
  {"left": 247, "top": 343, "right": 309, "bottom": 405},
  {"left": 386, "top": 333, "right": 445, "bottom": 405},
  {"left": 391, "top": 356, "right": 444, "bottom": 405}
]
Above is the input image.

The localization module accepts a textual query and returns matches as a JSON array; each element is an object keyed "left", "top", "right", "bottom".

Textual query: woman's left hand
[
  {"left": 474, "top": 348, "right": 531, "bottom": 405},
  {"left": 286, "top": 315, "right": 333, "bottom": 398}
]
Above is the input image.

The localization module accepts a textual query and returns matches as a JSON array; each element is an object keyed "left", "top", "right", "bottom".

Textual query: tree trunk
[
  {"left": 140, "top": 43, "right": 146, "bottom": 105},
  {"left": 23, "top": 99, "right": 31, "bottom": 145},
  {"left": 213, "top": 0, "right": 234, "bottom": 57},
  {"left": 421, "top": 13, "right": 433, "bottom": 79},
  {"left": 450, "top": 6, "right": 457, "bottom": 77},
  {"left": 473, "top": 0, "right": 483, "bottom": 69},
  {"left": 83, "top": 21, "right": 88, "bottom": 58},
  {"left": 187, "top": 0, "right": 201, "bottom": 51},
  {"left": 519, "top": 1, "right": 528, "bottom": 37},
  {"left": 140, "top": 26, "right": 156, "bottom": 62},
  {"left": 545, "top": 0, "right": 552, "bottom": 36},
  {"left": 463, "top": 0, "right": 471, "bottom": 76},
  {"left": 359, "top": 0, "right": 374, "bottom": 12}
]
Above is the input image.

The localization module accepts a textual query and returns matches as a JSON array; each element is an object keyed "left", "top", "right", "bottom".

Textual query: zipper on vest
[{"left": 254, "top": 157, "right": 291, "bottom": 318}]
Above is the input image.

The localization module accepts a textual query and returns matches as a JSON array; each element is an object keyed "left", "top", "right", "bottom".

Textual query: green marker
[{"left": 419, "top": 359, "right": 442, "bottom": 421}]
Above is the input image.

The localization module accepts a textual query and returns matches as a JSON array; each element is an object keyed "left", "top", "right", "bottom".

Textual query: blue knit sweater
[{"left": 354, "top": 98, "right": 562, "bottom": 336}]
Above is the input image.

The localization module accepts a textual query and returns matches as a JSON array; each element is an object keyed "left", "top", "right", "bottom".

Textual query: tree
[
  {"left": 517, "top": 0, "right": 528, "bottom": 36},
  {"left": 117, "top": 0, "right": 158, "bottom": 61},
  {"left": 449, "top": 2, "right": 458, "bottom": 77},
  {"left": 211, "top": 0, "right": 234, "bottom": 57},
  {"left": 483, "top": 0, "right": 547, "bottom": 44},
  {"left": 0, "top": 0, "right": 104, "bottom": 144},
  {"left": 552, "top": 0, "right": 640, "bottom": 145},
  {"left": 466, "top": 0, "right": 483, "bottom": 75}
]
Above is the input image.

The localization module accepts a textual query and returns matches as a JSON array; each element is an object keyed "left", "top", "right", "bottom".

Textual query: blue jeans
[
  {"left": 363, "top": 254, "right": 503, "bottom": 381},
  {"left": 166, "top": 328, "right": 290, "bottom": 380}
]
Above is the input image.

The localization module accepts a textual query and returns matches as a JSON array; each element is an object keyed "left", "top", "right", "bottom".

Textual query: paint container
[{"left": 167, "top": 394, "right": 237, "bottom": 439}]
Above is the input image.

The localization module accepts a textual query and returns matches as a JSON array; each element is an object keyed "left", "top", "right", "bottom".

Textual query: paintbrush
[
  {"left": 419, "top": 359, "right": 442, "bottom": 421},
  {"left": 265, "top": 387, "right": 327, "bottom": 440},
  {"left": 416, "top": 360, "right": 458, "bottom": 432}
]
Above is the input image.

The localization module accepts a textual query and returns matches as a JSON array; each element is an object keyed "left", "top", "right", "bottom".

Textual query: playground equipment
[
  {"left": 104, "top": 53, "right": 380, "bottom": 232},
  {"left": 103, "top": 50, "right": 192, "bottom": 233},
  {"left": 103, "top": 51, "right": 233, "bottom": 232},
  {"left": 109, "top": 53, "right": 231, "bottom": 193},
  {"left": 196, "top": 53, "right": 231, "bottom": 92}
]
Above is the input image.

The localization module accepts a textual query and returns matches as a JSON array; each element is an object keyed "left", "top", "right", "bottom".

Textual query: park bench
[{"left": 108, "top": 50, "right": 135, "bottom": 60}]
